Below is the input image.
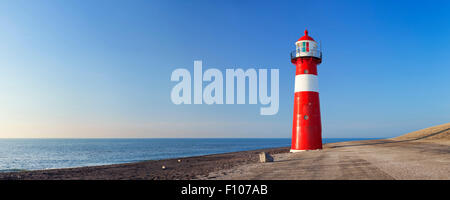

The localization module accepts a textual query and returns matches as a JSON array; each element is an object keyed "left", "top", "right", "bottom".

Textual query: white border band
[{"left": 295, "top": 74, "right": 319, "bottom": 92}]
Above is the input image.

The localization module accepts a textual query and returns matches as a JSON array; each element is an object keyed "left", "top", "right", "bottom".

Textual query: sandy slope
[{"left": 392, "top": 123, "right": 450, "bottom": 145}]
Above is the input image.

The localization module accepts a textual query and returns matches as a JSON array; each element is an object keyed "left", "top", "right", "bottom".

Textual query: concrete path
[{"left": 200, "top": 139, "right": 450, "bottom": 180}]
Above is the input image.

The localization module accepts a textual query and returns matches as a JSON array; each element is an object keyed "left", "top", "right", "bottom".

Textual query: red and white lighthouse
[{"left": 290, "top": 29, "right": 323, "bottom": 152}]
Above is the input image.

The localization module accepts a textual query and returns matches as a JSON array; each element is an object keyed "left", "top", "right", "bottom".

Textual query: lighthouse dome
[{"left": 298, "top": 29, "right": 315, "bottom": 41}]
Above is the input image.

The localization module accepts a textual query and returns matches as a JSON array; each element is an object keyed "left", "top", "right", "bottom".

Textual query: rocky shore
[{"left": 0, "top": 146, "right": 289, "bottom": 180}]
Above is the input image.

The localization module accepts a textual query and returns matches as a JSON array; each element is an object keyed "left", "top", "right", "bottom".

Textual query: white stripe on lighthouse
[{"left": 295, "top": 74, "right": 319, "bottom": 92}]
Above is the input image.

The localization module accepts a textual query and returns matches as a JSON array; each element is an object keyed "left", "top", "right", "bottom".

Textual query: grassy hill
[{"left": 392, "top": 123, "right": 450, "bottom": 144}]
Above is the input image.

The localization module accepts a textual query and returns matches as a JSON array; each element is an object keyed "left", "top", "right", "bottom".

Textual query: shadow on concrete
[{"left": 329, "top": 128, "right": 450, "bottom": 149}]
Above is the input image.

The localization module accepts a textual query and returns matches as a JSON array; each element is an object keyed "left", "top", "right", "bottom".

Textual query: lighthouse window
[
  {"left": 304, "top": 69, "right": 309, "bottom": 74},
  {"left": 304, "top": 115, "right": 309, "bottom": 120}
]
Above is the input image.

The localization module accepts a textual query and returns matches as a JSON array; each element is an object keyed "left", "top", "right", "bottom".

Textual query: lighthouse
[{"left": 290, "top": 29, "right": 323, "bottom": 152}]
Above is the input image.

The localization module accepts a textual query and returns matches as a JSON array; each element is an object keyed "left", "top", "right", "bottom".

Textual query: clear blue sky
[{"left": 0, "top": 0, "right": 449, "bottom": 138}]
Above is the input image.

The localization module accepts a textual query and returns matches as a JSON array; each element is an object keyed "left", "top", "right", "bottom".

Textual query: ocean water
[{"left": 0, "top": 138, "right": 375, "bottom": 172}]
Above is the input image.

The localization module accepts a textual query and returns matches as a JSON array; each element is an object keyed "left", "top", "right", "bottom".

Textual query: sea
[{"left": 0, "top": 138, "right": 376, "bottom": 172}]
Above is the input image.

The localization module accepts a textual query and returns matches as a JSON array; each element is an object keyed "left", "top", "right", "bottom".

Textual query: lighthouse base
[{"left": 290, "top": 149, "right": 322, "bottom": 153}]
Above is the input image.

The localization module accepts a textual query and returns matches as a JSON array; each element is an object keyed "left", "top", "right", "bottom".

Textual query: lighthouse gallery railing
[{"left": 290, "top": 49, "right": 322, "bottom": 60}]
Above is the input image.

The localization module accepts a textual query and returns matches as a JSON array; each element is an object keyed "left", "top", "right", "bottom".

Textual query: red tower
[{"left": 290, "top": 29, "right": 323, "bottom": 152}]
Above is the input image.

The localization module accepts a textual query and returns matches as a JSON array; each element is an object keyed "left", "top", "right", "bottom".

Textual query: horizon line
[{"left": 0, "top": 137, "right": 384, "bottom": 139}]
